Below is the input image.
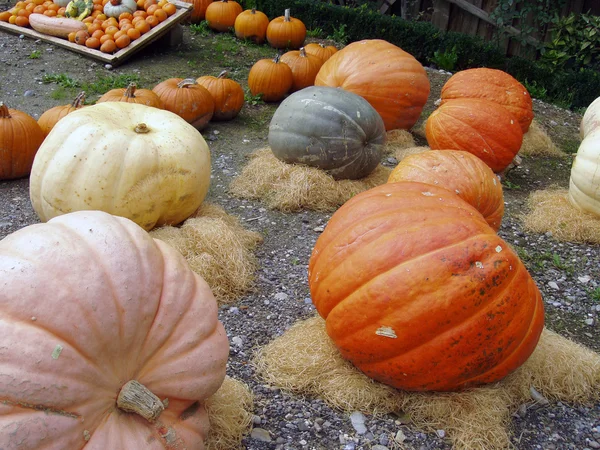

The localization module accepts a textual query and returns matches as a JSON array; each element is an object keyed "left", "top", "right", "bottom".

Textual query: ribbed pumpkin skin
[
  {"left": 388, "top": 150, "right": 504, "bottom": 231},
  {"left": 183, "top": 0, "right": 212, "bottom": 22},
  {"left": 0, "top": 103, "right": 44, "bottom": 180},
  {"left": 97, "top": 83, "right": 164, "bottom": 109},
  {"left": 38, "top": 92, "right": 87, "bottom": 137},
  {"left": 196, "top": 72, "right": 245, "bottom": 121},
  {"left": 0, "top": 210, "right": 229, "bottom": 449},
  {"left": 303, "top": 42, "right": 337, "bottom": 62},
  {"left": 440, "top": 68, "right": 534, "bottom": 133},
  {"left": 279, "top": 47, "right": 324, "bottom": 92},
  {"left": 205, "top": 0, "right": 242, "bottom": 32},
  {"left": 309, "top": 182, "right": 544, "bottom": 392},
  {"left": 234, "top": 8, "right": 269, "bottom": 44},
  {"left": 269, "top": 86, "right": 385, "bottom": 180},
  {"left": 568, "top": 129, "right": 600, "bottom": 215},
  {"left": 315, "top": 39, "right": 430, "bottom": 131},
  {"left": 425, "top": 98, "right": 523, "bottom": 173},
  {"left": 266, "top": 11, "right": 306, "bottom": 49},
  {"left": 247, "top": 56, "right": 293, "bottom": 102},
  {"left": 580, "top": 95, "right": 600, "bottom": 139},
  {"left": 152, "top": 78, "right": 214, "bottom": 129}
]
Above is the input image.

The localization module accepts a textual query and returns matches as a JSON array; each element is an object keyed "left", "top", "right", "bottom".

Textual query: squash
[
  {"left": 0, "top": 102, "right": 45, "bottom": 180},
  {"left": 234, "top": 8, "right": 269, "bottom": 44},
  {"left": 268, "top": 86, "right": 385, "bottom": 180},
  {"left": 440, "top": 68, "right": 534, "bottom": 133},
  {"left": 425, "top": 98, "right": 523, "bottom": 173},
  {"left": 0, "top": 210, "right": 229, "bottom": 448},
  {"left": 303, "top": 42, "right": 337, "bottom": 62},
  {"left": 247, "top": 54, "right": 293, "bottom": 102},
  {"left": 37, "top": 91, "right": 87, "bottom": 137},
  {"left": 28, "top": 13, "right": 87, "bottom": 37},
  {"left": 205, "top": 0, "right": 242, "bottom": 32},
  {"left": 182, "top": 0, "right": 212, "bottom": 22},
  {"left": 279, "top": 47, "right": 323, "bottom": 93},
  {"left": 152, "top": 78, "right": 214, "bottom": 129},
  {"left": 388, "top": 150, "right": 504, "bottom": 231},
  {"left": 97, "top": 83, "right": 164, "bottom": 109},
  {"left": 196, "top": 71, "right": 244, "bottom": 121},
  {"left": 315, "top": 39, "right": 430, "bottom": 131},
  {"left": 580, "top": 95, "right": 600, "bottom": 139},
  {"left": 266, "top": 8, "right": 306, "bottom": 50},
  {"left": 308, "top": 181, "right": 545, "bottom": 391},
  {"left": 29, "top": 102, "right": 211, "bottom": 231},
  {"left": 103, "top": 0, "right": 137, "bottom": 17},
  {"left": 568, "top": 128, "right": 600, "bottom": 215}
]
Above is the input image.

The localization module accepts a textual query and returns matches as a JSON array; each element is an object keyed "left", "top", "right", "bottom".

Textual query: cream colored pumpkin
[
  {"left": 568, "top": 128, "right": 600, "bottom": 215},
  {"left": 580, "top": 96, "right": 600, "bottom": 139},
  {"left": 30, "top": 102, "right": 211, "bottom": 231},
  {"left": 103, "top": 0, "right": 137, "bottom": 17}
]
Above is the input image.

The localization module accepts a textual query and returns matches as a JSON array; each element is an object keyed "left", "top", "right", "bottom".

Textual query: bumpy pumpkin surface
[
  {"left": 388, "top": 150, "right": 504, "bottom": 230},
  {"left": 309, "top": 182, "right": 544, "bottom": 391},
  {"left": 425, "top": 98, "right": 523, "bottom": 173},
  {"left": 315, "top": 39, "right": 430, "bottom": 131},
  {"left": 29, "top": 102, "right": 211, "bottom": 231},
  {"left": 569, "top": 128, "right": 600, "bottom": 216},
  {"left": 0, "top": 210, "right": 229, "bottom": 449},
  {"left": 440, "top": 68, "right": 534, "bottom": 133},
  {"left": 268, "top": 86, "right": 386, "bottom": 180},
  {"left": 580, "top": 95, "right": 600, "bottom": 139}
]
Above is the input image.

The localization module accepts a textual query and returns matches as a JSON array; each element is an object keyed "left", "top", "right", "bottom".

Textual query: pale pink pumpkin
[{"left": 0, "top": 210, "right": 229, "bottom": 449}]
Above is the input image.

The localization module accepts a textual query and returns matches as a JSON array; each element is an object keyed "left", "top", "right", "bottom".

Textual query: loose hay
[
  {"left": 383, "top": 129, "right": 416, "bottom": 154},
  {"left": 254, "top": 316, "right": 600, "bottom": 450},
  {"left": 150, "top": 203, "right": 262, "bottom": 303},
  {"left": 392, "top": 146, "right": 430, "bottom": 163},
  {"left": 206, "top": 376, "right": 254, "bottom": 450},
  {"left": 522, "top": 189, "right": 600, "bottom": 244},
  {"left": 229, "top": 148, "right": 392, "bottom": 212},
  {"left": 519, "top": 121, "right": 564, "bottom": 157}
]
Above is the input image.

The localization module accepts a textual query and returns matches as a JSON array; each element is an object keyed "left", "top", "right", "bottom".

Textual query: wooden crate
[{"left": 0, "top": 0, "right": 192, "bottom": 66}]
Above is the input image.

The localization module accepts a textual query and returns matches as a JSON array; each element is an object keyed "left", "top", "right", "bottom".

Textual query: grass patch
[
  {"left": 81, "top": 73, "right": 140, "bottom": 97},
  {"left": 190, "top": 21, "right": 211, "bottom": 37}
]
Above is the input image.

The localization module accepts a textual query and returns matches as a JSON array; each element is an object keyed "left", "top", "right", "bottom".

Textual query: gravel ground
[{"left": 0, "top": 22, "right": 599, "bottom": 450}]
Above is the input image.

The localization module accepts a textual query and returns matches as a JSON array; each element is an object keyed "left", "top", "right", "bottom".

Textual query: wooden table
[{"left": 0, "top": 0, "right": 193, "bottom": 66}]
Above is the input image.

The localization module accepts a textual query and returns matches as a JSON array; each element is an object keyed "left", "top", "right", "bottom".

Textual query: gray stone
[{"left": 250, "top": 428, "right": 272, "bottom": 442}]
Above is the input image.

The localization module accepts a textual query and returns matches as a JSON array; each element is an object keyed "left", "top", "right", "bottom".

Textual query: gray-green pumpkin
[{"left": 268, "top": 86, "right": 386, "bottom": 180}]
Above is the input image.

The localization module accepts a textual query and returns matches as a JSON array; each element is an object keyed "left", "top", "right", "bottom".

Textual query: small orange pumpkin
[
  {"left": 0, "top": 102, "right": 45, "bottom": 180},
  {"left": 182, "top": 0, "right": 212, "bottom": 22},
  {"left": 152, "top": 78, "right": 215, "bottom": 129},
  {"left": 247, "top": 54, "right": 293, "bottom": 102},
  {"left": 96, "top": 82, "right": 164, "bottom": 109},
  {"left": 205, "top": 0, "right": 242, "bottom": 32},
  {"left": 37, "top": 91, "right": 87, "bottom": 138},
  {"left": 196, "top": 70, "right": 245, "bottom": 121},
  {"left": 266, "top": 8, "right": 306, "bottom": 50},
  {"left": 234, "top": 8, "right": 269, "bottom": 44},
  {"left": 303, "top": 42, "right": 337, "bottom": 62},
  {"left": 280, "top": 47, "right": 323, "bottom": 92}
]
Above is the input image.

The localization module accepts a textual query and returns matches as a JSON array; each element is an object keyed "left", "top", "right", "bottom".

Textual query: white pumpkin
[
  {"left": 569, "top": 128, "right": 600, "bottom": 215},
  {"left": 53, "top": 0, "right": 70, "bottom": 7},
  {"left": 30, "top": 102, "right": 211, "bottom": 231},
  {"left": 103, "top": 0, "right": 137, "bottom": 17},
  {"left": 581, "top": 96, "right": 600, "bottom": 139}
]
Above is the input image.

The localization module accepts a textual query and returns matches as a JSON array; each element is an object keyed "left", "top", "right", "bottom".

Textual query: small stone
[
  {"left": 436, "top": 429, "right": 446, "bottom": 438},
  {"left": 228, "top": 306, "right": 240, "bottom": 314},
  {"left": 213, "top": 130, "right": 220, "bottom": 135},
  {"left": 104, "top": 64, "right": 113, "bottom": 70},
  {"left": 313, "top": 226, "right": 324, "bottom": 232},
  {"left": 350, "top": 411, "right": 367, "bottom": 435},
  {"left": 23, "top": 90, "right": 35, "bottom": 97},
  {"left": 274, "top": 292, "right": 288, "bottom": 301},
  {"left": 394, "top": 430, "right": 406, "bottom": 443},
  {"left": 589, "top": 440, "right": 600, "bottom": 449},
  {"left": 252, "top": 415, "right": 261, "bottom": 425},
  {"left": 372, "top": 446, "right": 390, "bottom": 450},
  {"left": 578, "top": 275, "right": 591, "bottom": 283},
  {"left": 250, "top": 428, "right": 272, "bottom": 442},
  {"left": 548, "top": 281, "right": 559, "bottom": 290},
  {"left": 585, "top": 318, "right": 595, "bottom": 326},
  {"left": 231, "top": 336, "right": 243, "bottom": 347}
]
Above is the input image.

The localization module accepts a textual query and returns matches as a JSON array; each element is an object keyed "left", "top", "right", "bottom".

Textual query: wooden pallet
[{"left": 0, "top": 0, "right": 192, "bottom": 66}]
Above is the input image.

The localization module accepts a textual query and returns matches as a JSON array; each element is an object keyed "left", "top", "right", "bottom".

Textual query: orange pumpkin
[
  {"left": 247, "top": 54, "right": 293, "bottom": 102},
  {"left": 303, "top": 42, "right": 337, "bottom": 62},
  {"left": 0, "top": 102, "right": 45, "bottom": 180},
  {"left": 308, "top": 181, "right": 544, "bottom": 392},
  {"left": 440, "top": 68, "right": 534, "bottom": 133},
  {"left": 315, "top": 39, "right": 430, "bottom": 131},
  {"left": 96, "top": 82, "right": 164, "bottom": 109},
  {"left": 152, "top": 78, "right": 214, "bottom": 129},
  {"left": 234, "top": 8, "right": 269, "bottom": 44},
  {"left": 205, "top": 0, "right": 242, "bottom": 32},
  {"left": 37, "top": 91, "right": 87, "bottom": 138},
  {"left": 0, "top": 210, "right": 229, "bottom": 448},
  {"left": 388, "top": 150, "right": 504, "bottom": 231},
  {"left": 279, "top": 47, "right": 323, "bottom": 92},
  {"left": 266, "top": 8, "right": 305, "bottom": 50},
  {"left": 196, "top": 70, "right": 245, "bottom": 121},
  {"left": 425, "top": 98, "right": 523, "bottom": 173},
  {"left": 182, "top": 0, "right": 212, "bottom": 22}
]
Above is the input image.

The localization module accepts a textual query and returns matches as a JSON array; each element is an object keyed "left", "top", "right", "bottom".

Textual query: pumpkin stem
[
  {"left": 284, "top": 8, "right": 290, "bottom": 21},
  {"left": 251, "top": 7, "right": 255, "bottom": 13},
  {"left": 299, "top": 47, "right": 306, "bottom": 57},
  {"left": 0, "top": 102, "right": 11, "bottom": 119},
  {"left": 117, "top": 380, "right": 164, "bottom": 422},
  {"left": 134, "top": 123, "right": 151, "bottom": 133},
  {"left": 273, "top": 54, "right": 281, "bottom": 63},
  {"left": 110, "top": 0, "right": 120, "bottom": 5},
  {"left": 177, "top": 78, "right": 198, "bottom": 89},
  {"left": 72, "top": 91, "right": 86, "bottom": 108},
  {"left": 124, "top": 83, "right": 138, "bottom": 98},
  {"left": 217, "top": 70, "right": 229, "bottom": 79}
]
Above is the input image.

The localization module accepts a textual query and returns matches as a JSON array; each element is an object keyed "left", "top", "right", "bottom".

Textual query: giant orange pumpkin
[
  {"left": 440, "top": 68, "right": 534, "bottom": 133},
  {"left": 315, "top": 39, "right": 430, "bottom": 131},
  {"left": 308, "top": 182, "right": 544, "bottom": 392},
  {"left": 388, "top": 150, "right": 504, "bottom": 231},
  {"left": 0, "top": 210, "right": 229, "bottom": 448},
  {"left": 425, "top": 98, "right": 523, "bottom": 173}
]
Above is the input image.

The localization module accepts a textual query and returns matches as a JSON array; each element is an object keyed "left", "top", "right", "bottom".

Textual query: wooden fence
[{"left": 374, "top": 0, "right": 600, "bottom": 59}]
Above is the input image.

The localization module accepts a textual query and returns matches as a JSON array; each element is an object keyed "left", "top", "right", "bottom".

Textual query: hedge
[{"left": 248, "top": 0, "right": 600, "bottom": 110}]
